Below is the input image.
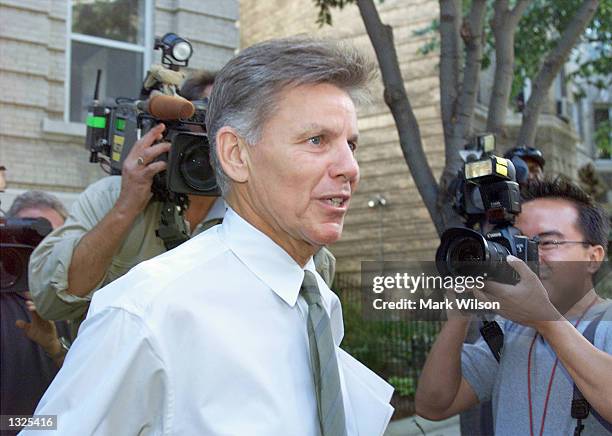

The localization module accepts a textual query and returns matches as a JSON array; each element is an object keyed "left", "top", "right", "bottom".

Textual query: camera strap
[
  {"left": 480, "top": 319, "right": 504, "bottom": 362},
  {"left": 156, "top": 201, "right": 190, "bottom": 251},
  {"left": 571, "top": 310, "right": 611, "bottom": 435}
]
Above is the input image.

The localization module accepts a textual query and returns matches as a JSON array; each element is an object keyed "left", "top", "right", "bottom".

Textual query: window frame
[{"left": 64, "top": 0, "right": 154, "bottom": 123}]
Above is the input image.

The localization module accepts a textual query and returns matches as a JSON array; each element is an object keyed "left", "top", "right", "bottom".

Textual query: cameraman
[
  {"left": 416, "top": 178, "right": 612, "bottom": 434},
  {"left": 28, "top": 72, "right": 337, "bottom": 327},
  {"left": 1, "top": 191, "right": 71, "bottom": 428},
  {"left": 27, "top": 72, "right": 220, "bottom": 326}
]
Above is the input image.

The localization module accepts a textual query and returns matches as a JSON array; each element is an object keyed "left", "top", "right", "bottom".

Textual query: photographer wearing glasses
[{"left": 416, "top": 178, "right": 611, "bottom": 435}]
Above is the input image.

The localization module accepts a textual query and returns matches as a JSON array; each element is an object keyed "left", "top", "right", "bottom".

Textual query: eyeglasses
[{"left": 536, "top": 239, "right": 592, "bottom": 251}]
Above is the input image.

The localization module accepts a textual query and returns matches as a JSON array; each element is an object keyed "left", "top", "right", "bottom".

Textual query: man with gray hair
[
  {"left": 7, "top": 191, "right": 68, "bottom": 229},
  {"left": 24, "top": 38, "right": 392, "bottom": 436},
  {"left": 2, "top": 191, "right": 71, "bottom": 429}
]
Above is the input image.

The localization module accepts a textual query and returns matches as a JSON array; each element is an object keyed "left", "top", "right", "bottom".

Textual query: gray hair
[
  {"left": 206, "top": 37, "right": 376, "bottom": 196},
  {"left": 8, "top": 190, "right": 68, "bottom": 220}
]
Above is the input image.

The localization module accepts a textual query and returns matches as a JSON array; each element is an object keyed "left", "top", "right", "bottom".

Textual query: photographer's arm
[
  {"left": 415, "top": 317, "right": 480, "bottom": 420},
  {"left": 536, "top": 318, "right": 612, "bottom": 422},
  {"left": 66, "top": 125, "right": 169, "bottom": 298},
  {"left": 481, "top": 256, "right": 612, "bottom": 421}
]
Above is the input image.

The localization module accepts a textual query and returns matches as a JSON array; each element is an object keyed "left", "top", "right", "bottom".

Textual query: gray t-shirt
[{"left": 462, "top": 300, "right": 612, "bottom": 435}]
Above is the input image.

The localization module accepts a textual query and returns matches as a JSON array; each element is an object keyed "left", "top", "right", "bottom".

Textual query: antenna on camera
[{"left": 93, "top": 69, "right": 102, "bottom": 101}]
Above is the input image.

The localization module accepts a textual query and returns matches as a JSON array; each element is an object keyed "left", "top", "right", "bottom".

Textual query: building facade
[{"left": 0, "top": 0, "right": 238, "bottom": 208}]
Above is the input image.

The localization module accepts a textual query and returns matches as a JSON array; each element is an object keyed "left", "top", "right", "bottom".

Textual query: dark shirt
[{"left": 1, "top": 292, "right": 70, "bottom": 435}]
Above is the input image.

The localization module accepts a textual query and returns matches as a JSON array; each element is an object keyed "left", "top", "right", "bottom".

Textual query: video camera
[
  {"left": 436, "top": 134, "right": 539, "bottom": 284},
  {"left": 0, "top": 218, "right": 52, "bottom": 293},
  {"left": 84, "top": 33, "right": 219, "bottom": 207}
]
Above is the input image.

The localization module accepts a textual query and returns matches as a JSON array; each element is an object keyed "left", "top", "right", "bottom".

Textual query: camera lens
[
  {"left": 449, "top": 237, "right": 485, "bottom": 263},
  {"left": 437, "top": 227, "right": 491, "bottom": 278},
  {"left": 446, "top": 235, "right": 485, "bottom": 277},
  {"left": 179, "top": 144, "right": 217, "bottom": 192}
]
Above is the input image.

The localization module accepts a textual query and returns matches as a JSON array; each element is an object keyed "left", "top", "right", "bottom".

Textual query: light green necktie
[{"left": 301, "top": 270, "right": 347, "bottom": 436}]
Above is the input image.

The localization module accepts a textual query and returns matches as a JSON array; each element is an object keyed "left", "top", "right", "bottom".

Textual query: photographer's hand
[
  {"left": 67, "top": 124, "right": 170, "bottom": 298},
  {"left": 16, "top": 293, "right": 65, "bottom": 367},
  {"left": 116, "top": 123, "right": 170, "bottom": 217},
  {"left": 474, "top": 255, "right": 561, "bottom": 326}
]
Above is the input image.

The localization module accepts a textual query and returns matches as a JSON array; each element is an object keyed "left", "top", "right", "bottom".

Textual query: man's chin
[{"left": 310, "top": 223, "right": 344, "bottom": 246}]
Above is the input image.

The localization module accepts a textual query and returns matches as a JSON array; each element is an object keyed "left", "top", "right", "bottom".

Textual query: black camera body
[
  {"left": 437, "top": 134, "right": 539, "bottom": 284},
  {"left": 0, "top": 218, "right": 52, "bottom": 293},
  {"left": 84, "top": 33, "right": 219, "bottom": 206}
]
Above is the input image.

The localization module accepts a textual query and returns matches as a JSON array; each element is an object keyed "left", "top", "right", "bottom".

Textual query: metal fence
[{"left": 333, "top": 273, "right": 444, "bottom": 419}]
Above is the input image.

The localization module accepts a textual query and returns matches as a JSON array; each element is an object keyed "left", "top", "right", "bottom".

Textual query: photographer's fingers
[
  {"left": 505, "top": 255, "right": 538, "bottom": 281},
  {"left": 132, "top": 123, "right": 165, "bottom": 154},
  {"left": 15, "top": 319, "right": 29, "bottom": 331},
  {"left": 140, "top": 142, "right": 171, "bottom": 165},
  {"left": 143, "top": 160, "right": 167, "bottom": 177}
]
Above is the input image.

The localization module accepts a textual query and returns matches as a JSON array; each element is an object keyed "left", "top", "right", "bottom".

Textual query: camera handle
[{"left": 156, "top": 200, "right": 189, "bottom": 251}]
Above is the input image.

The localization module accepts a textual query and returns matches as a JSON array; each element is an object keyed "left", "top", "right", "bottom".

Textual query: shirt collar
[
  {"left": 206, "top": 197, "right": 227, "bottom": 221},
  {"left": 220, "top": 208, "right": 320, "bottom": 307}
]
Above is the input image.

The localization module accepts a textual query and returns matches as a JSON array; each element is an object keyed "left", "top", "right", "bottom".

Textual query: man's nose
[{"left": 330, "top": 141, "right": 359, "bottom": 183}]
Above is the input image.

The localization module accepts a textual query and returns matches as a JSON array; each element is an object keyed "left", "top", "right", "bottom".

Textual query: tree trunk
[
  {"left": 438, "top": 0, "right": 461, "bottom": 147},
  {"left": 356, "top": 0, "right": 444, "bottom": 234},
  {"left": 486, "top": 0, "right": 531, "bottom": 137},
  {"left": 438, "top": 0, "right": 488, "bottom": 230}
]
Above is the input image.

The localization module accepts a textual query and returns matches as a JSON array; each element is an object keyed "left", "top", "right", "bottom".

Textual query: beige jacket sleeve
[
  {"left": 313, "top": 246, "right": 337, "bottom": 288},
  {"left": 28, "top": 177, "right": 122, "bottom": 321}
]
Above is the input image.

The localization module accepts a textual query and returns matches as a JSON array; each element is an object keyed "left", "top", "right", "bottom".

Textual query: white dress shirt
[{"left": 23, "top": 208, "right": 355, "bottom": 436}]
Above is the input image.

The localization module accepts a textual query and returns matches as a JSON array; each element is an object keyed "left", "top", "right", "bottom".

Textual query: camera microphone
[{"left": 137, "top": 91, "right": 195, "bottom": 120}]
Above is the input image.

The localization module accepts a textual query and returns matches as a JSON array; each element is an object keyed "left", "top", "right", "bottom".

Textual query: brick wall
[{"left": 0, "top": 0, "right": 238, "bottom": 195}]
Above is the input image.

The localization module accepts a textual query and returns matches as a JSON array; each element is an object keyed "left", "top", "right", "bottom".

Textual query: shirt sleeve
[
  {"left": 28, "top": 178, "right": 120, "bottom": 321},
  {"left": 461, "top": 321, "right": 502, "bottom": 403},
  {"left": 20, "top": 307, "right": 170, "bottom": 436},
  {"left": 594, "top": 302, "right": 612, "bottom": 354}
]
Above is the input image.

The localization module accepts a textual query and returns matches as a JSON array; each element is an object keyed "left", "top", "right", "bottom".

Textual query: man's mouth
[
  {"left": 327, "top": 197, "right": 345, "bottom": 207},
  {"left": 320, "top": 194, "right": 350, "bottom": 210}
]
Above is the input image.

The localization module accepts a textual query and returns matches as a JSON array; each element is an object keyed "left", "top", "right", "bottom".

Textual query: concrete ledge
[{"left": 42, "top": 118, "right": 86, "bottom": 138}]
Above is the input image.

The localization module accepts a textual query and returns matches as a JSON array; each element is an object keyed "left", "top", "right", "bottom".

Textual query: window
[{"left": 67, "top": 0, "right": 152, "bottom": 123}]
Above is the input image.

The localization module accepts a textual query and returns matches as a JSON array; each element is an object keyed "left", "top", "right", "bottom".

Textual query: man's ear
[
  {"left": 216, "top": 126, "right": 249, "bottom": 184},
  {"left": 586, "top": 244, "right": 605, "bottom": 274}
]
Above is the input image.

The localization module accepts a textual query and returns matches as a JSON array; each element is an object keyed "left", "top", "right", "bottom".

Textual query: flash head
[{"left": 155, "top": 33, "right": 193, "bottom": 68}]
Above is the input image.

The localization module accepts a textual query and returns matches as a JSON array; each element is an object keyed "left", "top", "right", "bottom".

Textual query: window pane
[
  {"left": 70, "top": 41, "right": 143, "bottom": 122},
  {"left": 72, "top": 0, "right": 145, "bottom": 45}
]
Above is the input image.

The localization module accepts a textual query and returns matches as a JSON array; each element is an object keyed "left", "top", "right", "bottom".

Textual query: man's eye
[
  {"left": 348, "top": 141, "right": 357, "bottom": 152},
  {"left": 308, "top": 136, "right": 322, "bottom": 146}
]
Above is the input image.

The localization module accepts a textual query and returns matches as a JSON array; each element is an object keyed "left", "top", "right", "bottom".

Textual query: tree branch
[
  {"left": 486, "top": 0, "right": 529, "bottom": 136},
  {"left": 451, "top": 0, "right": 487, "bottom": 152},
  {"left": 438, "top": 0, "right": 461, "bottom": 147},
  {"left": 509, "top": 0, "right": 531, "bottom": 24},
  {"left": 356, "top": 0, "right": 444, "bottom": 234},
  {"left": 517, "top": 0, "right": 599, "bottom": 148}
]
